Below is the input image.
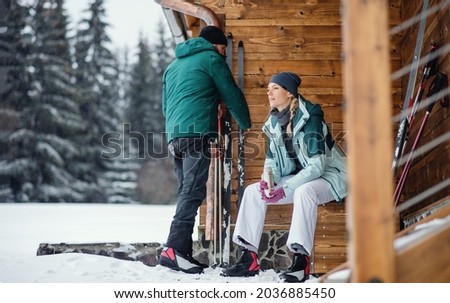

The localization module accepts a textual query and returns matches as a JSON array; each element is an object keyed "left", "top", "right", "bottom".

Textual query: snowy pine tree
[
  {"left": 100, "top": 50, "right": 139, "bottom": 204},
  {"left": 126, "top": 36, "right": 157, "bottom": 159},
  {"left": 0, "top": 0, "right": 34, "bottom": 201},
  {"left": 73, "top": 0, "right": 136, "bottom": 203},
  {"left": 154, "top": 20, "right": 175, "bottom": 83},
  {"left": 23, "top": 0, "right": 100, "bottom": 202},
  {"left": 1, "top": 0, "right": 170, "bottom": 203},
  {"left": 125, "top": 27, "right": 177, "bottom": 204},
  {"left": 0, "top": 0, "right": 102, "bottom": 202}
]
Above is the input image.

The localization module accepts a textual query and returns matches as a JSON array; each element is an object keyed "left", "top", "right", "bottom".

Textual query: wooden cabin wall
[
  {"left": 197, "top": 0, "right": 402, "bottom": 225},
  {"left": 397, "top": 0, "right": 450, "bottom": 221}
]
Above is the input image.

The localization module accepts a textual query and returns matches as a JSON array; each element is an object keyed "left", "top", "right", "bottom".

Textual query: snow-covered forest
[{"left": 0, "top": 0, "right": 178, "bottom": 204}]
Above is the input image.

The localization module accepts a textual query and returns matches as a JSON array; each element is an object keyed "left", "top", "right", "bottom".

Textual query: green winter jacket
[
  {"left": 262, "top": 95, "right": 348, "bottom": 202},
  {"left": 162, "top": 37, "right": 251, "bottom": 143}
]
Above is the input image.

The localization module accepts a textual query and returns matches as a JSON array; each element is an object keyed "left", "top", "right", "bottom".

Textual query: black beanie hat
[
  {"left": 269, "top": 72, "right": 301, "bottom": 96},
  {"left": 199, "top": 26, "right": 227, "bottom": 46}
]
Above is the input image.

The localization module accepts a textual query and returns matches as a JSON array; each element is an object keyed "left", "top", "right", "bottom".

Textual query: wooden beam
[
  {"left": 342, "top": 0, "right": 396, "bottom": 282},
  {"left": 396, "top": 221, "right": 450, "bottom": 282},
  {"left": 396, "top": 200, "right": 450, "bottom": 238}
]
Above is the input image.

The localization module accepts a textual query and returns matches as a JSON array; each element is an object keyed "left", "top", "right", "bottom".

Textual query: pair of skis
[
  {"left": 207, "top": 34, "right": 245, "bottom": 267},
  {"left": 392, "top": 0, "right": 430, "bottom": 177},
  {"left": 393, "top": 72, "right": 448, "bottom": 206},
  {"left": 392, "top": 43, "right": 438, "bottom": 177},
  {"left": 390, "top": 1, "right": 450, "bottom": 205},
  {"left": 390, "top": 0, "right": 445, "bottom": 205}
]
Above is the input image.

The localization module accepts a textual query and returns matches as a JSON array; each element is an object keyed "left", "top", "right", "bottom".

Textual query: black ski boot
[
  {"left": 221, "top": 249, "right": 260, "bottom": 277},
  {"left": 278, "top": 254, "right": 310, "bottom": 283},
  {"left": 159, "top": 247, "right": 205, "bottom": 274}
]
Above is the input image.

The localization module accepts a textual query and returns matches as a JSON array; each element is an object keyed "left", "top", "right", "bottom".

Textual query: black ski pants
[{"left": 165, "top": 136, "right": 211, "bottom": 256}]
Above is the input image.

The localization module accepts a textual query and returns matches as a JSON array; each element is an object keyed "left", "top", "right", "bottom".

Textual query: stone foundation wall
[
  {"left": 194, "top": 229, "right": 293, "bottom": 271},
  {"left": 37, "top": 242, "right": 165, "bottom": 267},
  {"left": 37, "top": 230, "right": 295, "bottom": 271}
]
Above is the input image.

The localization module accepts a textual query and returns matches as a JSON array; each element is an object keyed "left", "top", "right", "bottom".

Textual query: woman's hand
[
  {"left": 262, "top": 186, "right": 285, "bottom": 204},
  {"left": 258, "top": 179, "right": 268, "bottom": 196}
]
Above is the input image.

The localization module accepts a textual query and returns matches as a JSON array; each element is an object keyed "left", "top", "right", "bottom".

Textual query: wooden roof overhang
[{"left": 156, "top": 0, "right": 219, "bottom": 43}]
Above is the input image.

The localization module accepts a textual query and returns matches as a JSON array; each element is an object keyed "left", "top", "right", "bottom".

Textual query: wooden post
[{"left": 342, "top": 0, "right": 395, "bottom": 282}]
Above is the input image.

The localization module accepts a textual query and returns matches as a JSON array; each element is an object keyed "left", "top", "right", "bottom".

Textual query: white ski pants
[{"left": 232, "top": 176, "right": 335, "bottom": 256}]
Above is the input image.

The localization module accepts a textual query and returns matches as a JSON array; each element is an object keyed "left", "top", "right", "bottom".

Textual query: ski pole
[
  {"left": 217, "top": 104, "right": 223, "bottom": 266},
  {"left": 407, "top": 43, "right": 439, "bottom": 127},
  {"left": 392, "top": 42, "right": 438, "bottom": 176},
  {"left": 237, "top": 40, "right": 245, "bottom": 209},
  {"left": 221, "top": 32, "right": 234, "bottom": 266},
  {"left": 213, "top": 137, "right": 218, "bottom": 265},
  {"left": 205, "top": 142, "right": 216, "bottom": 242},
  {"left": 392, "top": 0, "right": 428, "bottom": 176},
  {"left": 394, "top": 72, "right": 448, "bottom": 206}
]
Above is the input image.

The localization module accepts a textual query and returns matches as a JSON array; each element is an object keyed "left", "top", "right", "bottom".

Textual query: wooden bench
[
  {"left": 198, "top": 200, "right": 347, "bottom": 273},
  {"left": 310, "top": 202, "right": 347, "bottom": 273},
  {"left": 260, "top": 202, "right": 347, "bottom": 273}
]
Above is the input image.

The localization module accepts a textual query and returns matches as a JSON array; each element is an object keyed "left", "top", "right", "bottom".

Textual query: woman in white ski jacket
[{"left": 221, "top": 72, "right": 347, "bottom": 282}]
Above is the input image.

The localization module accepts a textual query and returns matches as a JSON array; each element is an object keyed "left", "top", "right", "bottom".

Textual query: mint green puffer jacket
[{"left": 262, "top": 96, "right": 347, "bottom": 202}]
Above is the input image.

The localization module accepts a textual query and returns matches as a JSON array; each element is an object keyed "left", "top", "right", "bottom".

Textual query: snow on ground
[
  {"left": 3, "top": 203, "right": 445, "bottom": 284},
  {"left": 0, "top": 203, "right": 287, "bottom": 283},
  {"left": 1, "top": 203, "right": 447, "bottom": 303}
]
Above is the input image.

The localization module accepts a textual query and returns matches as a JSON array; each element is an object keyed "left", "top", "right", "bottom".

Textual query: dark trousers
[{"left": 165, "top": 137, "right": 211, "bottom": 255}]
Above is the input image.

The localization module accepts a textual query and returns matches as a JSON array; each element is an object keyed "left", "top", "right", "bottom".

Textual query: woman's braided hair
[{"left": 286, "top": 94, "right": 298, "bottom": 137}]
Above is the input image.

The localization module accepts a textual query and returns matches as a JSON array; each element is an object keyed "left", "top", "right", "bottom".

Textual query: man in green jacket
[{"left": 159, "top": 25, "right": 251, "bottom": 274}]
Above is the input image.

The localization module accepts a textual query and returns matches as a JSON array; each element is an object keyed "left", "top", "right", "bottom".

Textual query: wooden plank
[
  {"left": 400, "top": 144, "right": 450, "bottom": 212},
  {"left": 396, "top": 221, "right": 450, "bottom": 282},
  {"left": 245, "top": 86, "right": 344, "bottom": 96},
  {"left": 203, "top": 0, "right": 342, "bottom": 24},
  {"left": 236, "top": 70, "right": 343, "bottom": 89},
  {"left": 240, "top": 86, "right": 402, "bottom": 98},
  {"left": 405, "top": 103, "right": 450, "bottom": 151},
  {"left": 245, "top": 93, "right": 403, "bottom": 109},
  {"left": 398, "top": 199, "right": 450, "bottom": 235},
  {"left": 223, "top": 25, "right": 401, "bottom": 61},
  {"left": 243, "top": 59, "right": 343, "bottom": 77},
  {"left": 313, "top": 250, "right": 347, "bottom": 273},
  {"left": 400, "top": 142, "right": 450, "bottom": 185},
  {"left": 239, "top": 51, "right": 342, "bottom": 61},
  {"left": 224, "top": 25, "right": 342, "bottom": 56},
  {"left": 233, "top": 58, "right": 402, "bottom": 79},
  {"left": 342, "top": 0, "right": 395, "bottom": 282},
  {"left": 264, "top": 205, "right": 295, "bottom": 226},
  {"left": 249, "top": 105, "right": 345, "bottom": 124},
  {"left": 403, "top": 138, "right": 450, "bottom": 180},
  {"left": 203, "top": 0, "right": 401, "bottom": 25}
]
